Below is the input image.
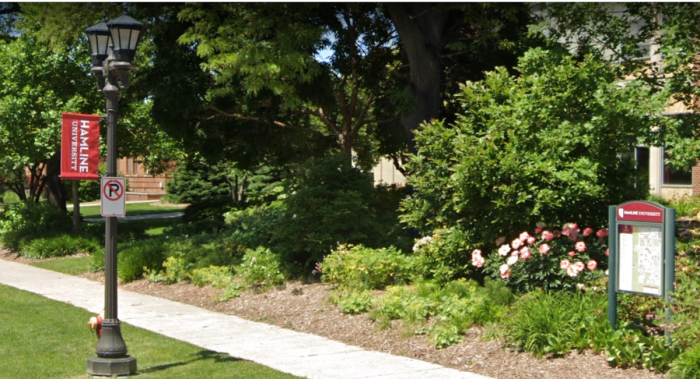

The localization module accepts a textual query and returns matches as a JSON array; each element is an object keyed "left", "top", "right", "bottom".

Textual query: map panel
[{"left": 617, "top": 225, "right": 662, "bottom": 296}]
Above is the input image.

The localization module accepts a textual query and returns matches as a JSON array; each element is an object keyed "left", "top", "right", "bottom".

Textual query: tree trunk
[
  {"left": 72, "top": 180, "right": 81, "bottom": 233},
  {"left": 386, "top": 3, "right": 448, "bottom": 153},
  {"left": 45, "top": 156, "right": 67, "bottom": 212}
]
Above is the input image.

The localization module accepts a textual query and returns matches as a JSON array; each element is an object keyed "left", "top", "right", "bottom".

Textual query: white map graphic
[
  {"left": 634, "top": 227, "right": 662, "bottom": 294},
  {"left": 618, "top": 226, "right": 662, "bottom": 296}
]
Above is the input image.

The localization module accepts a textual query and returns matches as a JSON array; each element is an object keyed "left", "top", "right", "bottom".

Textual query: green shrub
[
  {"left": 669, "top": 343, "right": 700, "bottom": 379},
  {"left": 411, "top": 227, "right": 479, "bottom": 284},
  {"left": 401, "top": 48, "right": 661, "bottom": 252},
  {"left": 190, "top": 266, "right": 234, "bottom": 288},
  {"left": 224, "top": 200, "right": 284, "bottom": 252},
  {"left": 331, "top": 290, "right": 375, "bottom": 315},
  {"left": 0, "top": 201, "right": 72, "bottom": 250},
  {"left": 502, "top": 290, "right": 676, "bottom": 370},
  {"left": 374, "top": 279, "right": 512, "bottom": 348},
  {"left": 502, "top": 291, "right": 591, "bottom": 357},
  {"left": 237, "top": 247, "right": 285, "bottom": 288},
  {"left": 162, "top": 256, "right": 191, "bottom": 283},
  {"left": 20, "top": 234, "right": 99, "bottom": 259},
  {"left": 320, "top": 244, "right": 416, "bottom": 291},
  {"left": 669, "top": 195, "right": 700, "bottom": 218},
  {"left": 272, "top": 154, "right": 411, "bottom": 265},
  {"left": 117, "top": 239, "right": 167, "bottom": 283},
  {"left": 481, "top": 223, "right": 608, "bottom": 293}
]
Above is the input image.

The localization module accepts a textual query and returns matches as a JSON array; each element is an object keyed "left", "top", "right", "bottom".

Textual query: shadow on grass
[{"left": 137, "top": 350, "right": 241, "bottom": 375}]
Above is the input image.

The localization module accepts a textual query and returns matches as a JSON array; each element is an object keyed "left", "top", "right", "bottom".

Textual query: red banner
[{"left": 61, "top": 113, "right": 100, "bottom": 180}]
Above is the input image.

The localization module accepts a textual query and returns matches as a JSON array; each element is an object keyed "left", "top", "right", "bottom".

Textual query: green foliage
[
  {"left": 502, "top": 290, "right": 677, "bottom": 370},
  {"left": 320, "top": 244, "right": 415, "bottom": 291},
  {"left": 272, "top": 154, "right": 411, "bottom": 265},
  {"left": 20, "top": 234, "right": 99, "bottom": 259},
  {"left": 602, "top": 322, "right": 678, "bottom": 371},
  {"left": 162, "top": 256, "right": 191, "bottom": 284},
  {"left": 410, "top": 228, "right": 477, "bottom": 284},
  {"left": 0, "top": 201, "right": 72, "bottom": 250},
  {"left": 373, "top": 279, "right": 512, "bottom": 348},
  {"left": 660, "top": 241, "right": 700, "bottom": 349},
  {"left": 540, "top": 4, "right": 700, "bottom": 171},
  {"left": 669, "top": 343, "right": 700, "bottom": 379},
  {"left": 668, "top": 196, "right": 700, "bottom": 219},
  {"left": 0, "top": 32, "right": 98, "bottom": 206},
  {"left": 482, "top": 223, "right": 608, "bottom": 293},
  {"left": 237, "top": 247, "right": 286, "bottom": 289},
  {"left": 502, "top": 290, "right": 604, "bottom": 357},
  {"left": 402, "top": 48, "right": 664, "bottom": 250},
  {"left": 224, "top": 200, "right": 284, "bottom": 253},
  {"left": 190, "top": 266, "right": 235, "bottom": 289},
  {"left": 331, "top": 290, "right": 375, "bottom": 315},
  {"left": 117, "top": 239, "right": 168, "bottom": 283}
]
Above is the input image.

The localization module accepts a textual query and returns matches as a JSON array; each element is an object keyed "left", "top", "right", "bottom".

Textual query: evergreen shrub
[{"left": 0, "top": 201, "right": 72, "bottom": 250}]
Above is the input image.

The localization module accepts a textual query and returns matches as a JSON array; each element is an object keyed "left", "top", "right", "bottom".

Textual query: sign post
[
  {"left": 608, "top": 201, "right": 675, "bottom": 341},
  {"left": 101, "top": 177, "right": 126, "bottom": 217}
]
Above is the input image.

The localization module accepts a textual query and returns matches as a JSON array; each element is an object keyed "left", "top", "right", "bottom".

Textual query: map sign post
[{"left": 608, "top": 201, "right": 675, "bottom": 341}]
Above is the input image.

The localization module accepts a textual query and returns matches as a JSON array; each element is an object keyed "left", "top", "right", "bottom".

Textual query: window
[
  {"left": 635, "top": 146, "right": 649, "bottom": 186},
  {"left": 663, "top": 148, "right": 692, "bottom": 185}
]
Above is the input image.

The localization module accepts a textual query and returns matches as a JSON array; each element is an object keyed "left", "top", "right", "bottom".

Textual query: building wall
[
  {"left": 372, "top": 157, "right": 406, "bottom": 187},
  {"left": 118, "top": 157, "right": 171, "bottom": 201}
]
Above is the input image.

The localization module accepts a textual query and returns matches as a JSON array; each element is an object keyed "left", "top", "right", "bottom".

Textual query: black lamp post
[{"left": 84, "top": 13, "right": 143, "bottom": 377}]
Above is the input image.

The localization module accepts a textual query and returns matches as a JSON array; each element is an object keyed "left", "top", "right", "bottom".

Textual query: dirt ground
[{"left": 1, "top": 250, "right": 666, "bottom": 379}]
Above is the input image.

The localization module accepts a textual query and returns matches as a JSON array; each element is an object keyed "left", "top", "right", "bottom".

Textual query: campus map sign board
[
  {"left": 608, "top": 201, "right": 675, "bottom": 332},
  {"left": 60, "top": 113, "right": 100, "bottom": 180}
]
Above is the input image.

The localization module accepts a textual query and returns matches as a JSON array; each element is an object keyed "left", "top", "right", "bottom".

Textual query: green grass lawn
[
  {"left": 122, "top": 217, "right": 182, "bottom": 236},
  {"left": 80, "top": 202, "right": 184, "bottom": 218},
  {"left": 0, "top": 284, "right": 301, "bottom": 379},
  {"left": 30, "top": 256, "right": 94, "bottom": 276}
]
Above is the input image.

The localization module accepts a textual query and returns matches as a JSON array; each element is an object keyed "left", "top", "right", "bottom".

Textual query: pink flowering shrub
[{"left": 482, "top": 223, "right": 608, "bottom": 293}]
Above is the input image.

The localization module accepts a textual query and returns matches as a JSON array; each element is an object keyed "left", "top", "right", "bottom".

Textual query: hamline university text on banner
[{"left": 61, "top": 113, "right": 100, "bottom": 181}]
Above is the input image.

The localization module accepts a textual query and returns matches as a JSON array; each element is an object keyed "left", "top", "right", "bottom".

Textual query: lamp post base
[{"left": 86, "top": 356, "right": 137, "bottom": 377}]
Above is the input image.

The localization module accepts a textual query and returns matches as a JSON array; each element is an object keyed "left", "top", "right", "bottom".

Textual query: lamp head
[
  {"left": 85, "top": 20, "right": 110, "bottom": 68},
  {"left": 106, "top": 13, "right": 143, "bottom": 64}
]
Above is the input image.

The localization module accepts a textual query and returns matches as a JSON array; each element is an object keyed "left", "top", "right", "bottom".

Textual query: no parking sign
[{"left": 101, "top": 177, "right": 126, "bottom": 217}]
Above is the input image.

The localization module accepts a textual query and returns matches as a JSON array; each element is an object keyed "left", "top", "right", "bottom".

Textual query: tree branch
[
  {"left": 351, "top": 92, "right": 377, "bottom": 137},
  {"left": 205, "top": 105, "right": 325, "bottom": 136}
]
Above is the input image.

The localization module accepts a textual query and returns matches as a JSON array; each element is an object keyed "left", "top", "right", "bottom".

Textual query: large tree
[{"left": 0, "top": 32, "right": 97, "bottom": 209}]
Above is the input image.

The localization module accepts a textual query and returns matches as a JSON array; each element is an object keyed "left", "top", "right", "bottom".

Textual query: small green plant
[
  {"left": 373, "top": 279, "right": 512, "bottom": 349},
  {"left": 331, "top": 290, "right": 374, "bottom": 315},
  {"left": 669, "top": 195, "right": 700, "bottom": 218},
  {"left": 218, "top": 281, "right": 245, "bottom": 302},
  {"left": 190, "top": 266, "right": 234, "bottom": 288},
  {"left": 669, "top": 342, "right": 700, "bottom": 379},
  {"left": 320, "top": 244, "right": 415, "bottom": 291},
  {"left": 502, "top": 290, "right": 605, "bottom": 357},
  {"left": 410, "top": 227, "right": 476, "bottom": 284},
  {"left": 143, "top": 268, "right": 167, "bottom": 283},
  {"left": 237, "top": 247, "right": 286, "bottom": 288},
  {"left": 162, "top": 256, "right": 191, "bottom": 283}
]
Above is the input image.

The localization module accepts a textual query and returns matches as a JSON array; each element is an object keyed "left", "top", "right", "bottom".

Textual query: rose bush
[{"left": 481, "top": 222, "right": 608, "bottom": 293}]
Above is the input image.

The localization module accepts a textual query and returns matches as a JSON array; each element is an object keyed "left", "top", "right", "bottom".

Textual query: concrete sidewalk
[{"left": 0, "top": 259, "right": 493, "bottom": 379}]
